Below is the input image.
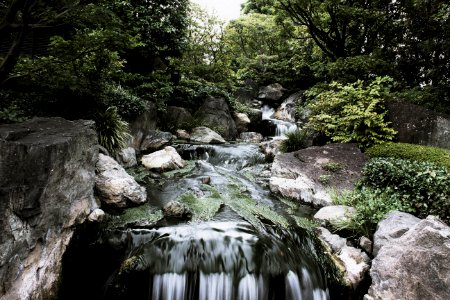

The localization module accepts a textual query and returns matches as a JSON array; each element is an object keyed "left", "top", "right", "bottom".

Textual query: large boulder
[
  {"left": 0, "top": 118, "right": 98, "bottom": 300},
  {"left": 95, "top": 154, "right": 147, "bottom": 208},
  {"left": 129, "top": 102, "right": 158, "bottom": 150},
  {"left": 139, "top": 130, "right": 174, "bottom": 153},
  {"left": 258, "top": 83, "right": 286, "bottom": 103},
  {"left": 190, "top": 126, "right": 226, "bottom": 144},
  {"left": 273, "top": 91, "right": 303, "bottom": 122},
  {"left": 365, "top": 215, "right": 450, "bottom": 300},
  {"left": 372, "top": 210, "right": 421, "bottom": 256},
  {"left": 141, "top": 146, "right": 186, "bottom": 172},
  {"left": 194, "top": 97, "right": 238, "bottom": 139},
  {"left": 270, "top": 144, "right": 367, "bottom": 207},
  {"left": 234, "top": 112, "right": 251, "bottom": 133},
  {"left": 165, "top": 106, "right": 193, "bottom": 129},
  {"left": 317, "top": 227, "right": 370, "bottom": 290},
  {"left": 386, "top": 101, "right": 450, "bottom": 149}
]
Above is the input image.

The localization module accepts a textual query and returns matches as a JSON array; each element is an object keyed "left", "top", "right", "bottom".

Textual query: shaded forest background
[{"left": 1, "top": 0, "right": 449, "bottom": 146}]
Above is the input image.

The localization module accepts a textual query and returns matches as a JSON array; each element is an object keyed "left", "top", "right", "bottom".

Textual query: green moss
[
  {"left": 163, "top": 161, "right": 196, "bottom": 178},
  {"left": 321, "top": 161, "right": 343, "bottom": 172},
  {"left": 318, "top": 174, "right": 331, "bottom": 185},
  {"left": 178, "top": 192, "right": 223, "bottom": 221},
  {"left": 104, "top": 206, "right": 163, "bottom": 228},
  {"left": 365, "top": 142, "right": 450, "bottom": 169}
]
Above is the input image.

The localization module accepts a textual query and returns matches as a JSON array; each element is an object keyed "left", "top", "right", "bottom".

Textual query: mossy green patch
[
  {"left": 104, "top": 206, "right": 163, "bottom": 228},
  {"left": 178, "top": 193, "right": 223, "bottom": 221},
  {"left": 163, "top": 160, "right": 196, "bottom": 178}
]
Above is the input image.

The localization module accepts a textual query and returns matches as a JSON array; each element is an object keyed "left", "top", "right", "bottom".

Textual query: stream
[{"left": 58, "top": 141, "right": 340, "bottom": 299}]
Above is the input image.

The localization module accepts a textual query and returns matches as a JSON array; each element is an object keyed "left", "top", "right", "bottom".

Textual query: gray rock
[
  {"left": 141, "top": 146, "right": 186, "bottom": 172},
  {"left": 359, "top": 236, "right": 373, "bottom": 254},
  {"left": 129, "top": 103, "right": 158, "bottom": 150},
  {"left": 176, "top": 129, "right": 190, "bottom": 140},
  {"left": 386, "top": 101, "right": 450, "bottom": 149},
  {"left": 116, "top": 147, "right": 137, "bottom": 168},
  {"left": 140, "top": 130, "right": 174, "bottom": 152},
  {"left": 317, "top": 227, "right": 370, "bottom": 290},
  {"left": 165, "top": 106, "right": 192, "bottom": 129},
  {"left": 163, "top": 201, "right": 192, "bottom": 219},
  {"left": 372, "top": 210, "right": 421, "bottom": 256},
  {"left": 259, "top": 138, "right": 285, "bottom": 159},
  {"left": 270, "top": 144, "right": 367, "bottom": 207},
  {"left": 313, "top": 205, "right": 356, "bottom": 226},
  {"left": 365, "top": 215, "right": 450, "bottom": 300},
  {"left": 194, "top": 97, "right": 237, "bottom": 139},
  {"left": 234, "top": 112, "right": 251, "bottom": 133},
  {"left": 190, "top": 127, "right": 226, "bottom": 144},
  {"left": 0, "top": 118, "right": 98, "bottom": 299},
  {"left": 258, "top": 83, "right": 286, "bottom": 102},
  {"left": 273, "top": 91, "right": 303, "bottom": 122},
  {"left": 88, "top": 208, "right": 106, "bottom": 222},
  {"left": 239, "top": 132, "right": 264, "bottom": 143},
  {"left": 95, "top": 154, "right": 147, "bottom": 208}
]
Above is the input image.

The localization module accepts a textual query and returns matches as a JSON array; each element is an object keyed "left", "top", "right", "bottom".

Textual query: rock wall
[
  {"left": 386, "top": 101, "right": 450, "bottom": 149},
  {"left": 0, "top": 118, "right": 98, "bottom": 300}
]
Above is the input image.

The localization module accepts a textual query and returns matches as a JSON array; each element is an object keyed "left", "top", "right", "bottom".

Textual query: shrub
[
  {"left": 279, "top": 129, "right": 311, "bottom": 153},
  {"left": 95, "top": 106, "right": 130, "bottom": 154},
  {"left": 365, "top": 142, "right": 450, "bottom": 169},
  {"left": 103, "top": 85, "right": 148, "bottom": 121},
  {"left": 333, "top": 187, "right": 414, "bottom": 237},
  {"left": 307, "top": 76, "right": 397, "bottom": 149},
  {"left": 360, "top": 158, "right": 450, "bottom": 223}
]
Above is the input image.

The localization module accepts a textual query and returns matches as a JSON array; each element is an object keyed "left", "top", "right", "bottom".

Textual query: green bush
[
  {"left": 103, "top": 85, "right": 148, "bottom": 121},
  {"left": 306, "top": 76, "right": 397, "bottom": 149},
  {"left": 360, "top": 158, "right": 450, "bottom": 223},
  {"left": 95, "top": 107, "right": 130, "bottom": 154},
  {"left": 333, "top": 187, "right": 414, "bottom": 237},
  {"left": 279, "top": 129, "right": 311, "bottom": 153},
  {"left": 365, "top": 142, "right": 450, "bottom": 169}
]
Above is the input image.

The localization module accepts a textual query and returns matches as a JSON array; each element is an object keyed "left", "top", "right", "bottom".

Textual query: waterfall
[{"left": 261, "top": 105, "right": 298, "bottom": 137}]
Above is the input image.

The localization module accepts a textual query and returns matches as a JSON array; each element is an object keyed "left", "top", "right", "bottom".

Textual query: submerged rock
[
  {"left": 317, "top": 227, "right": 370, "bottom": 290},
  {"left": 141, "top": 146, "right": 186, "bottom": 172},
  {"left": 0, "top": 117, "right": 98, "bottom": 299},
  {"left": 239, "top": 132, "right": 264, "bottom": 143},
  {"left": 366, "top": 215, "right": 450, "bottom": 300},
  {"left": 270, "top": 144, "right": 367, "bottom": 207},
  {"left": 95, "top": 153, "right": 147, "bottom": 208},
  {"left": 190, "top": 126, "right": 226, "bottom": 144},
  {"left": 163, "top": 201, "right": 192, "bottom": 220}
]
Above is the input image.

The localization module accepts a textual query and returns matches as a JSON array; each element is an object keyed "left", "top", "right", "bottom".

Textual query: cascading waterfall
[
  {"left": 58, "top": 143, "right": 334, "bottom": 300},
  {"left": 261, "top": 105, "right": 297, "bottom": 137}
]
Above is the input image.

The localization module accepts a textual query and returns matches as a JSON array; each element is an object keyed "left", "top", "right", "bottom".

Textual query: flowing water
[
  {"left": 59, "top": 144, "right": 334, "bottom": 300},
  {"left": 261, "top": 105, "right": 298, "bottom": 137}
]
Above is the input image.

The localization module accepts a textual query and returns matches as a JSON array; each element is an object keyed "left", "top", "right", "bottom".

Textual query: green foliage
[
  {"left": 333, "top": 187, "right": 415, "bottom": 237},
  {"left": 103, "top": 85, "right": 148, "bottom": 121},
  {"left": 95, "top": 107, "right": 130, "bottom": 154},
  {"left": 366, "top": 142, "right": 450, "bottom": 169},
  {"left": 279, "top": 129, "right": 311, "bottom": 153},
  {"left": 318, "top": 174, "right": 331, "bottom": 185},
  {"left": 360, "top": 158, "right": 450, "bottom": 223},
  {"left": 307, "top": 76, "right": 397, "bottom": 149},
  {"left": 321, "top": 162, "right": 343, "bottom": 172}
]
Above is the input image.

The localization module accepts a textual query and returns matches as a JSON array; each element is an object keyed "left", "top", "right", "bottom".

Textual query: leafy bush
[
  {"left": 95, "top": 107, "right": 130, "bottom": 154},
  {"left": 307, "top": 76, "right": 397, "bottom": 149},
  {"left": 365, "top": 142, "right": 450, "bottom": 169},
  {"left": 360, "top": 158, "right": 450, "bottom": 223},
  {"left": 279, "top": 129, "right": 311, "bottom": 153},
  {"left": 103, "top": 85, "right": 148, "bottom": 121},
  {"left": 333, "top": 187, "right": 414, "bottom": 237}
]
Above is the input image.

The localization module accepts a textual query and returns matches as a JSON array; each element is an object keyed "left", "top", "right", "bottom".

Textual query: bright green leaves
[{"left": 307, "top": 76, "right": 397, "bottom": 149}]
